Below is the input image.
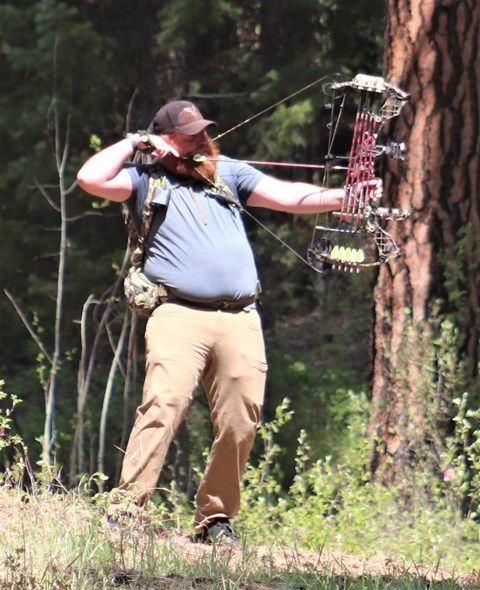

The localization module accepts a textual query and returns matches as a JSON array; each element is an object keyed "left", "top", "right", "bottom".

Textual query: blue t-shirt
[{"left": 126, "top": 156, "right": 266, "bottom": 302}]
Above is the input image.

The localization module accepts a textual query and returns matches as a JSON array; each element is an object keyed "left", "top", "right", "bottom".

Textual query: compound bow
[{"left": 307, "top": 74, "right": 410, "bottom": 273}]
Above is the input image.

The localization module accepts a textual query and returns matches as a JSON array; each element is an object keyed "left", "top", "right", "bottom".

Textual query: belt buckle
[{"left": 218, "top": 300, "right": 229, "bottom": 310}]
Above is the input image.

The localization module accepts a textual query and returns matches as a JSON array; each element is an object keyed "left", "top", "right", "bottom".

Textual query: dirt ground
[{"left": 165, "top": 535, "right": 480, "bottom": 587}]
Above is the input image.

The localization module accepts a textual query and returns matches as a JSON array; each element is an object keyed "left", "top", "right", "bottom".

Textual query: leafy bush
[{"left": 236, "top": 391, "right": 479, "bottom": 572}]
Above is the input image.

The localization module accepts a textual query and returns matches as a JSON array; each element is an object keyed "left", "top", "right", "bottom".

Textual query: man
[{"left": 77, "top": 100, "right": 381, "bottom": 543}]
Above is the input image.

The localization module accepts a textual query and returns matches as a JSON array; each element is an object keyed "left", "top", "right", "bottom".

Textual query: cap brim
[{"left": 174, "top": 119, "right": 217, "bottom": 135}]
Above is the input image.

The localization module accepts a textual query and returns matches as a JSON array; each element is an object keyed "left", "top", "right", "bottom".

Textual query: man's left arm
[{"left": 246, "top": 176, "right": 381, "bottom": 214}]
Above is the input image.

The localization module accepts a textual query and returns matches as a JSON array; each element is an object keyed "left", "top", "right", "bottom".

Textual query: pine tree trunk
[{"left": 369, "top": 0, "right": 480, "bottom": 479}]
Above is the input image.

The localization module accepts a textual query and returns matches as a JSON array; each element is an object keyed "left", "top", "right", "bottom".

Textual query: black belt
[{"left": 171, "top": 294, "right": 257, "bottom": 311}]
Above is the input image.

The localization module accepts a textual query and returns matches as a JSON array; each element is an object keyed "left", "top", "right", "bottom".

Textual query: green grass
[{"left": 0, "top": 486, "right": 477, "bottom": 590}]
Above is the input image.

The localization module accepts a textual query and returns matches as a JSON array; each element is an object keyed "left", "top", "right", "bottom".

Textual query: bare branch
[
  {"left": 43, "top": 212, "right": 118, "bottom": 229},
  {"left": 4, "top": 289, "right": 53, "bottom": 365},
  {"left": 54, "top": 104, "right": 61, "bottom": 171},
  {"left": 35, "top": 180, "right": 61, "bottom": 212},
  {"left": 106, "top": 318, "right": 127, "bottom": 379},
  {"left": 125, "top": 87, "right": 139, "bottom": 133},
  {"left": 43, "top": 55, "right": 66, "bottom": 459},
  {"left": 184, "top": 92, "right": 248, "bottom": 99},
  {"left": 98, "top": 307, "right": 130, "bottom": 484},
  {"left": 70, "top": 246, "right": 130, "bottom": 476},
  {"left": 77, "top": 295, "right": 96, "bottom": 400},
  {"left": 65, "top": 180, "right": 78, "bottom": 196},
  {"left": 116, "top": 311, "right": 138, "bottom": 480},
  {"left": 33, "top": 252, "right": 60, "bottom": 261},
  {"left": 69, "top": 293, "right": 96, "bottom": 481},
  {"left": 65, "top": 211, "right": 105, "bottom": 222},
  {"left": 59, "top": 114, "right": 71, "bottom": 174},
  {"left": 48, "top": 96, "right": 61, "bottom": 172}
]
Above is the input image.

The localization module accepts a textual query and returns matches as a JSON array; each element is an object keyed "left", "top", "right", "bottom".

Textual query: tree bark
[{"left": 369, "top": 0, "right": 480, "bottom": 478}]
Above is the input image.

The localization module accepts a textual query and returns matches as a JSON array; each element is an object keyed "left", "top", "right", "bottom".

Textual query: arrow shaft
[{"left": 199, "top": 156, "right": 347, "bottom": 171}]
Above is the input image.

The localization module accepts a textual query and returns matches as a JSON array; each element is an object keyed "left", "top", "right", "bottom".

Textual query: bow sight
[
  {"left": 307, "top": 74, "right": 411, "bottom": 274},
  {"left": 374, "top": 142, "right": 407, "bottom": 160}
]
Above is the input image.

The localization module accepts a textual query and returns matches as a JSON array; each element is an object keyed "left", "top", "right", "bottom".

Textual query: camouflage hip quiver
[{"left": 123, "top": 172, "right": 169, "bottom": 316}]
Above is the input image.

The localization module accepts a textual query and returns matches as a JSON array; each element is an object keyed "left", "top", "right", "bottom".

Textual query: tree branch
[
  {"left": 59, "top": 114, "right": 71, "bottom": 174},
  {"left": 184, "top": 92, "right": 248, "bottom": 99},
  {"left": 98, "top": 307, "right": 130, "bottom": 483},
  {"left": 125, "top": 87, "right": 139, "bottom": 133},
  {"left": 35, "top": 180, "right": 61, "bottom": 212},
  {"left": 3, "top": 289, "right": 53, "bottom": 365},
  {"left": 65, "top": 211, "right": 105, "bottom": 222},
  {"left": 65, "top": 179, "right": 78, "bottom": 196}
]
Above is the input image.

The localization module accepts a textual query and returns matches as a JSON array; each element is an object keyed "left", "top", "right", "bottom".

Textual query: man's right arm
[
  {"left": 77, "top": 133, "right": 180, "bottom": 202},
  {"left": 76, "top": 138, "right": 137, "bottom": 202}
]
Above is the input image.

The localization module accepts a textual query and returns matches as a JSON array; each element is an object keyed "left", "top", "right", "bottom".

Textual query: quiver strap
[
  {"left": 126, "top": 171, "right": 167, "bottom": 268},
  {"left": 122, "top": 169, "right": 169, "bottom": 316}
]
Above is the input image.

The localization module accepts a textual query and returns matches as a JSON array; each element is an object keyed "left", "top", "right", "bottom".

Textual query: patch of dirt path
[{"left": 167, "top": 535, "right": 480, "bottom": 587}]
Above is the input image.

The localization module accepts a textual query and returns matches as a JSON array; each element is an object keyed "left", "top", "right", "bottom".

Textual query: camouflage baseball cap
[{"left": 152, "top": 101, "right": 217, "bottom": 135}]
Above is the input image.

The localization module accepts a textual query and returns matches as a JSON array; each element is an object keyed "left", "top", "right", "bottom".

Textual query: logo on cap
[{"left": 178, "top": 106, "right": 199, "bottom": 124}]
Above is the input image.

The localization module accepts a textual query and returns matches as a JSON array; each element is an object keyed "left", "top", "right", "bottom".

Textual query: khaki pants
[{"left": 119, "top": 302, "right": 267, "bottom": 532}]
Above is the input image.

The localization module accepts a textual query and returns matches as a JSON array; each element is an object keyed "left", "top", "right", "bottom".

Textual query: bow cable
[
  {"left": 194, "top": 169, "right": 316, "bottom": 271},
  {"left": 310, "top": 84, "right": 347, "bottom": 249},
  {"left": 202, "top": 73, "right": 344, "bottom": 270},
  {"left": 213, "top": 74, "right": 329, "bottom": 141}
]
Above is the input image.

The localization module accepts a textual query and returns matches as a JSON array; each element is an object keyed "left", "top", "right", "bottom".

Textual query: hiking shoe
[{"left": 193, "top": 519, "right": 239, "bottom": 545}]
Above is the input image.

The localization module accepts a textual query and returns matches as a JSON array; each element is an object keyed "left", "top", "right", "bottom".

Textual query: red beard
[{"left": 161, "top": 135, "right": 219, "bottom": 182}]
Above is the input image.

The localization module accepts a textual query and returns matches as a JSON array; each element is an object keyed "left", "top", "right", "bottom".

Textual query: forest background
[{"left": 1, "top": 0, "right": 479, "bottom": 575}]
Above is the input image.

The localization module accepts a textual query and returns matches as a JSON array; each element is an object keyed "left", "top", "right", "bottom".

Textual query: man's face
[
  {"left": 162, "top": 130, "right": 208, "bottom": 157},
  {"left": 158, "top": 130, "right": 219, "bottom": 182}
]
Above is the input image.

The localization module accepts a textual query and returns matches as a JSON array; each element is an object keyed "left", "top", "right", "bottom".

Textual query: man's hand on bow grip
[
  {"left": 349, "top": 178, "right": 383, "bottom": 203},
  {"left": 369, "top": 178, "right": 383, "bottom": 201}
]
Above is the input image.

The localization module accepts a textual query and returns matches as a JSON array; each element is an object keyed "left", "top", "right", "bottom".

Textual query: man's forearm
[
  {"left": 248, "top": 176, "right": 346, "bottom": 213},
  {"left": 77, "top": 136, "right": 137, "bottom": 185},
  {"left": 283, "top": 182, "right": 345, "bottom": 213},
  {"left": 249, "top": 175, "right": 382, "bottom": 213}
]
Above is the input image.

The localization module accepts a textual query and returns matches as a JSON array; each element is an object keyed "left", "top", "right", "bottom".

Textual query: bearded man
[{"left": 77, "top": 100, "right": 381, "bottom": 544}]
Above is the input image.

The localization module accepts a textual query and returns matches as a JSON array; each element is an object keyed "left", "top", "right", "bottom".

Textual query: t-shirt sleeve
[
  {"left": 220, "top": 158, "right": 267, "bottom": 205},
  {"left": 125, "top": 165, "right": 145, "bottom": 203}
]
